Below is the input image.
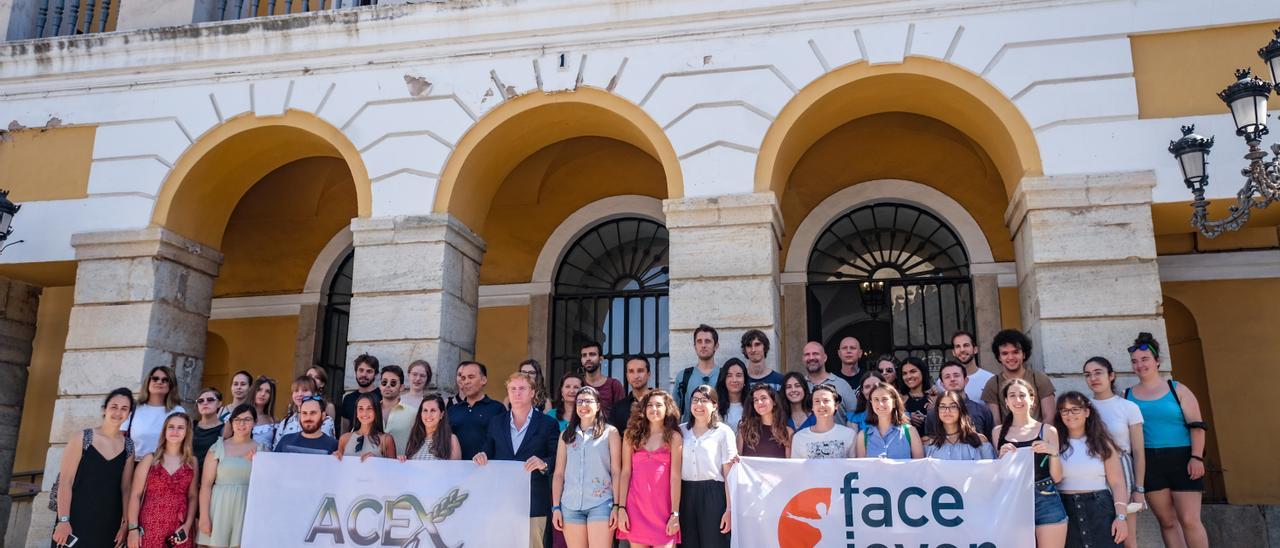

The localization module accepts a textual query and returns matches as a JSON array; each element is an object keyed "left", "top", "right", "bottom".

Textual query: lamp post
[
  {"left": 1167, "top": 28, "right": 1280, "bottom": 239},
  {"left": 858, "top": 280, "right": 886, "bottom": 319},
  {"left": 0, "top": 190, "right": 20, "bottom": 252}
]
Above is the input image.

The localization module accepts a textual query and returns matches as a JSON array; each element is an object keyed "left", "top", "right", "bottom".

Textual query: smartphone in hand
[
  {"left": 167, "top": 527, "right": 189, "bottom": 547},
  {"left": 60, "top": 534, "right": 79, "bottom": 547}
]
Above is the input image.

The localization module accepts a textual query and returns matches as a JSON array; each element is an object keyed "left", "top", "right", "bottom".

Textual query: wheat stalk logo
[{"left": 402, "top": 488, "right": 469, "bottom": 548}]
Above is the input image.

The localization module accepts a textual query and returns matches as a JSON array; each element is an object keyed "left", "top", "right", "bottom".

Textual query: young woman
[
  {"left": 617, "top": 389, "right": 683, "bottom": 548},
  {"left": 849, "top": 372, "right": 885, "bottom": 429},
  {"left": 198, "top": 404, "right": 263, "bottom": 548},
  {"left": 335, "top": 392, "right": 396, "bottom": 460},
  {"left": 899, "top": 357, "right": 932, "bottom": 429},
  {"left": 923, "top": 390, "right": 993, "bottom": 460},
  {"left": 247, "top": 376, "right": 277, "bottom": 448},
  {"left": 790, "top": 384, "right": 856, "bottom": 459},
  {"left": 1083, "top": 357, "right": 1145, "bottom": 548},
  {"left": 551, "top": 386, "right": 622, "bottom": 548},
  {"left": 738, "top": 384, "right": 792, "bottom": 458},
  {"left": 855, "top": 382, "right": 923, "bottom": 459},
  {"left": 192, "top": 388, "right": 226, "bottom": 473},
  {"left": 51, "top": 387, "right": 136, "bottom": 548},
  {"left": 125, "top": 365, "right": 186, "bottom": 460},
  {"left": 1054, "top": 392, "right": 1130, "bottom": 548},
  {"left": 272, "top": 376, "right": 335, "bottom": 450},
  {"left": 127, "top": 413, "right": 197, "bottom": 548},
  {"left": 714, "top": 359, "right": 747, "bottom": 432},
  {"left": 219, "top": 371, "right": 253, "bottom": 422},
  {"left": 520, "top": 359, "right": 551, "bottom": 411},
  {"left": 1124, "top": 333, "right": 1208, "bottom": 548},
  {"left": 781, "top": 372, "right": 815, "bottom": 431},
  {"left": 552, "top": 373, "right": 586, "bottom": 431},
  {"left": 679, "top": 386, "right": 736, "bottom": 548},
  {"left": 994, "top": 378, "right": 1067, "bottom": 548},
  {"left": 401, "top": 360, "right": 433, "bottom": 413},
  {"left": 399, "top": 393, "right": 461, "bottom": 461},
  {"left": 304, "top": 366, "right": 339, "bottom": 420},
  {"left": 874, "top": 355, "right": 899, "bottom": 386}
]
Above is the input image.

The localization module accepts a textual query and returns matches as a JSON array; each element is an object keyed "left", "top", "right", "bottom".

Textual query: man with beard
[
  {"left": 924, "top": 361, "right": 995, "bottom": 439},
  {"left": 980, "top": 329, "right": 1056, "bottom": 423},
  {"left": 938, "top": 330, "right": 993, "bottom": 403},
  {"left": 448, "top": 361, "right": 506, "bottom": 459},
  {"left": 340, "top": 354, "right": 381, "bottom": 434},
  {"left": 802, "top": 341, "right": 858, "bottom": 417},
  {"left": 742, "top": 329, "right": 784, "bottom": 390},
  {"left": 275, "top": 397, "right": 339, "bottom": 454},
  {"left": 671, "top": 324, "right": 721, "bottom": 417},
  {"left": 579, "top": 340, "right": 624, "bottom": 415},
  {"left": 609, "top": 356, "right": 652, "bottom": 431},
  {"left": 833, "top": 336, "right": 866, "bottom": 388},
  {"left": 379, "top": 365, "right": 414, "bottom": 456}
]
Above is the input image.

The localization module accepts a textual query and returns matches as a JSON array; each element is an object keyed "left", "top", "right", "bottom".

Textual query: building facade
[{"left": 1, "top": 0, "right": 1278, "bottom": 544}]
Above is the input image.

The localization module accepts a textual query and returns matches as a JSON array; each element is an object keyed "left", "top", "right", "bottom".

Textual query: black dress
[
  {"left": 55, "top": 437, "right": 129, "bottom": 548},
  {"left": 193, "top": 421, "right": 225, "bottom": 472}
]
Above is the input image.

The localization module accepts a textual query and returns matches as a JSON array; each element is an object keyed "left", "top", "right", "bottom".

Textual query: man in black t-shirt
[
  {"left": 609, "top": 356, "right": 652, "bottom": 432},
  {"left": 340, "top": 354, "right": 381, "bottom": 434},
  {"left": 832, "top": 336, "right": 866, "bottom": 388}
]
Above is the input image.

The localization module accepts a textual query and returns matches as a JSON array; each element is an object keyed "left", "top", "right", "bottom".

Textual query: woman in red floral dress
[{"left": 126, "top": 413, "right": 197, "bottom": 548}]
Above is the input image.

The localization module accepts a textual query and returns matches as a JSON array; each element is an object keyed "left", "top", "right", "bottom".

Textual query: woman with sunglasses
[
  {"left": 335, "top": 392, "right": 395, "bottom": 460},
  {"left": 781, "top": 372, "right": 815, "bottom": 432},
  {"left": 218, "top": 371, "right": 253, "bottom": 423},
  {"left": 738, "top": 384, "right": 791, "bottom": 458},
  {"left": 126, "top": 413, "right": 196, "bottom": 548},
  {"left": 1082, "top": 357, "right": 1145, "bottom": 548},
  {"left": 192, "top": 388, "right": 225, "bottom": 472},
  {"left": 272, "top": 376, "right": 335, "bottom": 450},
  {"left": 551, "top": 386, "right": 621, "bottom": 548},
  {"left": 198, "top": 404, "right": 263, "bottom": 548},
  {"left": 124, "top": 366, "right": 186, "bottom": 461},
  {"left": 923, "top": 390, "right": 993, "bottom": 461},
  {"left": 1124, "top": 333, "right": 1208, "bottom": 548},
  {"left": 874, "top": 355, "right": 899, "bottom": 387},
  {"left": 1054, "top": 392, "right": 1129, "bottom": 548}
]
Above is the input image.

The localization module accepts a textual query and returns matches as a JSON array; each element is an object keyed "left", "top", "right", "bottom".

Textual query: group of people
[{"left": 50, "top": 325, "right": 1210, "bottom": 548}]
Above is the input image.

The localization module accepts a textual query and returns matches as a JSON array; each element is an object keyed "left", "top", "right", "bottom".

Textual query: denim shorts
[
  {"left": 1034, "top": 478, "right": 1068, "bottom": 526},
  {"left": 562, "top": 500, "right": 613, "bottom": 525}
]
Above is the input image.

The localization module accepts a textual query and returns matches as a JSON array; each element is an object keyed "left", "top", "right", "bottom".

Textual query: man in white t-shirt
[
  {"left": 936, "top": 330, "right": 994, "bottom": 403},
  {"left": 802, "top": 341, "right": 858, "bottom": 416},
  {"left": 790, "top": 384, "right": 856, "bottom": 459}
]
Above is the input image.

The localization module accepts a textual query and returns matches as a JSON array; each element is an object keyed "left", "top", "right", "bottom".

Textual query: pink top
[{"left": 618, "top": 444, "right": 680, "bottom": 545}]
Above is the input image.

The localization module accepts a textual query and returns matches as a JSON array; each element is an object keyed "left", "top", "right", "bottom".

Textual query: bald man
[
  {"left": 833, "top": 336, "right": 866, "bottom": 388},
  {"left": 802, "top": 341, "right": 858, "bottom": 416}
]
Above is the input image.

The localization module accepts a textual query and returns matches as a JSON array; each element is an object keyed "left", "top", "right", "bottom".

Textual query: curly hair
[
  {"left": 624, "top": 389, "right": 681, "bottom": 449},
  {"left": 739, "top": 384, "right": 790, "bottom": 451}
]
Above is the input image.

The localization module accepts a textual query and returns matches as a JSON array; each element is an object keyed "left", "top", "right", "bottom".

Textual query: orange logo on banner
[{"left": 777, "top": 487, "right": 832, "bottom": 548}]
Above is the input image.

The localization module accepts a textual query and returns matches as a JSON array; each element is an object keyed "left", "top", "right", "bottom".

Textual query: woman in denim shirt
[{"left": 552, "top": 386, "right": 622, "bottom": 548}]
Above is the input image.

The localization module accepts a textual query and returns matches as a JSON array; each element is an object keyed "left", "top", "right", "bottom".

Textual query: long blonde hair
[{"left": 150, "top": 412, "right": 197, "bottom": 468}]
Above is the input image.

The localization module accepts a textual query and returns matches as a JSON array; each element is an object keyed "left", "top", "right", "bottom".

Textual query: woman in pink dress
[
  {"left": 617, "top": 389, "right": 683, "bottom": 548},
  {"left": 126, "top": 413, "right": 197, "bottom": 548}
]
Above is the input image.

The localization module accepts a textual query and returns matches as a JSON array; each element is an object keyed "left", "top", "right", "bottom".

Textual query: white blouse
[{"left": 681, "top": 422, "right": 738, "bottom": 482}]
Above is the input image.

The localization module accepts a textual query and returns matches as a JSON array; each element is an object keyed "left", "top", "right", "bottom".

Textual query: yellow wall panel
[
  {"left": 0, "top": 126, "right": 95, "bottom": 202},
  {"left": 14, "top": 286, "right": 73, "bottom": 473},
  {"left": 204, "top": 316, "right": 300, "bottom": 413},
  {"left": 998, "top": 286, "right": 1021, "bottom": 331},
  {"left": 1133, "top": 22, "right": 1280, "bottom": 119},
  {"left": 474, "top": 305, "right": 530, "bottom": 399}
]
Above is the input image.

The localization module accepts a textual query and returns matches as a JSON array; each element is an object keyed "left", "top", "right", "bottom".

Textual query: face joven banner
[
  {"left": 242, "top": 454, "right": 531, "bottom": 548},
  {"left": 728, "top": 452, "right": 1034, "bottom": 548}
]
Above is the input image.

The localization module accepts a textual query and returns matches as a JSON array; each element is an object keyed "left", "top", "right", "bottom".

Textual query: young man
[
  {"left": 802, "top": 341, "right": 858, "bottom": 416},
  {"left": 473, "top": 373, "right": 559, "bottom": 548},
  {"left": 609, "top": 356, "right": 652, "bottom": 432},
  {"left": 671, "top": 324, "right": 721, "bottom": 417},
  {"left": 925, "top": 361, "right": 995, "bottom": 439},
  {"left": 741, "top": 329, "right": 784, "bottom": 390},
  {"left": 275, "top": 397, "right": 338, "bottom": 454},
  {"left": 937, "top": 330, "right": 993, "bottom": 403},
  {"left": 833, "top": 336, "right": 866, "bottom": 388},
  {"left": 447, "top": 361, "right": 506, "bottom": 459},
  {"left": 980, "top": 329, "right": 1057, "bottom": 423},
  {"left": 379, "top": 365, "right": 414, "bottom": 456},
  {"left": 579, "top": 340, "right": 625, "bottom": 415},
  {"left": 340, "top": 354, "right": 381, "bottom": 434}
]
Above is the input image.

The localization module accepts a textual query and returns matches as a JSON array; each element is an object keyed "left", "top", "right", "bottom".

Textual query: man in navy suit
[{"left": 472, "top": 371, "right": 559, "bottom": 548}]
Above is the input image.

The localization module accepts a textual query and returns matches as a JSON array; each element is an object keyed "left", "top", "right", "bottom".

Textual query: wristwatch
[
  {"left": 57, "top": 516, "right": 70, "bottom": 523},
  {"left": 1115, "top": 514, "right": 1128, "bottom": 521},
  {"left": 671, "top": 512, "right": 680, "bottom": 518},
  {"left": 1133, "top": 486, "right": 1146, "bottom": 494}
]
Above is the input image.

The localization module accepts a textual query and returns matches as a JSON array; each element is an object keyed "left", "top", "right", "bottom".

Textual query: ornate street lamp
[
  {"left": 858, "top": 280, "right": 886, "bottom": 319},
  {"left": 1168, "top": 28, "right": 1280, "bottom": 239},
  {"left": 0, "top": 189, "right": 20, "bottom": 252}
]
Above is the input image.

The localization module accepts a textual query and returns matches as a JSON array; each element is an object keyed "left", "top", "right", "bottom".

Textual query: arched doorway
[
  {"left": 806, "top": 203, "right": 973, "bottom": 373},
  {"left": 317, "top": 249, "right": 354, "bottom": 405},
  {"left": 549, "top": 217, "right": 670, "bottom": 387}
]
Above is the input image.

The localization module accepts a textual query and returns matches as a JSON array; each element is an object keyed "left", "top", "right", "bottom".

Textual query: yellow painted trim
[
  {"left": 755, "top": 57, "right": 1043, "bottom": 196},
  {"left": 152, "top": 110, "right": 371, "bottom": 246},
  {"left": 435, "top": 88, "right": 683, "bottom": 231}
]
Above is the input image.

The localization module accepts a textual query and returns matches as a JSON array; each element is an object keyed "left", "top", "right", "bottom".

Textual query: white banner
[
  {"left": 242, "top": 453, "right": 531, "bottom": 548},
  {"left": 728, "top": 451, "right": 1034, "bottom": 548}
]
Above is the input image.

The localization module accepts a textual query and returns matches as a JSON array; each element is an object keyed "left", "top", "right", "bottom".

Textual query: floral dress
[{"left": 138, "top": 462, "right": 194, "bottom": 548}]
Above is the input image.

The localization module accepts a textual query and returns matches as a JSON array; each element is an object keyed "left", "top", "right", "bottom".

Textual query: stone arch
[
  {"left": 152, "top": 110, "right": 372, "bottom": 247},
  {"left": 756, "top": 56, "right": 1043, "bottom": 197},
  {"left": 435, "top": 88, "right": 683, "bottom": 232},
  {"left": 532, "top": 195, "right": 666, "bottom": 285}
]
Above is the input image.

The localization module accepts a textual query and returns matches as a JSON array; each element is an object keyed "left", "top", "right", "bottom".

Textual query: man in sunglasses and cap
[{"left": 275, "top": 397, "right": 339, "bottom": 454}]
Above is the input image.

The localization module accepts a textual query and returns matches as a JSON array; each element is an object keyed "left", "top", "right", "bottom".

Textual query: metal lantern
[
  {"left": 1167, "top": 125, "right": 1214, "bottom": 191},
  {"left": 1260, "top": 27, "right": 1280, "bottom": 88},
  {"left": 0, "top": 189, "right": 20, "bottom": 244},
  {"left": 1217, "top": 68, "right": 1272, "bottom": 140},
  {"left": 858, "top": 280, "right": 887, "bottom": 319}
]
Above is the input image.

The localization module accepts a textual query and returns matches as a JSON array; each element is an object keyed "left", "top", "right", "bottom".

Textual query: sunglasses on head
[
  {"left": 302, "top": 395, "right": 324, "bottom": 402},
  {"left": 1128, "top": 343, "right": 1156, "bottom": 355}
]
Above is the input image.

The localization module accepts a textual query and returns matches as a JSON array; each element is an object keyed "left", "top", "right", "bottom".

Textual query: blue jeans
[{"left": 1034, "top": 478, "right": 1068, "bottom": 526}]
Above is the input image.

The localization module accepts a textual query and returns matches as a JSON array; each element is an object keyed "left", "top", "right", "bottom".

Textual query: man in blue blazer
[{"left": 472, "top": 371, "right": 559, "bottom": 548}]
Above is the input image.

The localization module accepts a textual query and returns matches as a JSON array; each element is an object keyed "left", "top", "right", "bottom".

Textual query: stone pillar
[
  {"left": 665, "top": 193, "right": 783, "bottom": 384},
  {"left": 27, "top": 228, "right": 220, "bottom": 546},
  {"left": 0, "top": 278, "right": 40, "bottom": 542},
  {"left": 971, "top": 273, "right": 1002, "bottom": 370},
  {"left": 346, "top": 215, "right": 483, "bottom": 394},
  {"left": 1005, "top": 173, "right": 1167, "bottom": 393}
]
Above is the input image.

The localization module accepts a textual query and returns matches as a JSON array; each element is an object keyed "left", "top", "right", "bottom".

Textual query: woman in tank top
[
  {"left": 552, "top": 386, "right": 621, "bottom": 548},
  {"left": 737, "top": 384, "right": 792, "bottom": 458},
  {"left": 335, "top": 392, "right": 395, "bottom": 461},
  {"left": 398, "top": 394, "right": 461, "bottom": 462},
  {"left": 1054, "top": 392, "right": 1129, "bottom": 548},
  {"left": 994, "top": 378, "right": 1066, "bottom": 547}
]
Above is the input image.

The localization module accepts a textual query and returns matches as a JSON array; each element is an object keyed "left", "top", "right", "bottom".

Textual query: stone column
[
  {"left": 0, "top": 278, "right": 40, "bottom": 542},
  {"left": 27, "top": 228, "right": 221, "bottom": 546},
  {"left": 1005, "top": 172, "right": 1167, "bottom": 393},
  {"left": 665, "top": 193, "right": 783, "bottom": 384},
  {"left": 346, "top": 215, "right": 483, "bottom": 394}
]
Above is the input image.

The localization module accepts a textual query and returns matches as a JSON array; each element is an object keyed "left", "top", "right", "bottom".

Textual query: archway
[{"left": 1163, "top": 295, "right": 1226, "bottom": 502}]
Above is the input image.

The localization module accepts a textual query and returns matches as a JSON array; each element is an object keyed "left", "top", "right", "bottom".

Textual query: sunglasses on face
[
  {"left": 381, "top": 380, "right": 399, "bottom": 387},
  {"left": 879, "top": 368, "right": 894, "bottom": 374},
  {"left": 196, "top": 397, "right": 219, "bottom": 404},
  {"left": 150, "top": 376, "right": 171, "bottom": 384}
]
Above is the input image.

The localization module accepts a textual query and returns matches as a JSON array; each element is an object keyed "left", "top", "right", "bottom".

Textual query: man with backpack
[{"left": 671, "top": 324, "right": 721, "bottom": 417}]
